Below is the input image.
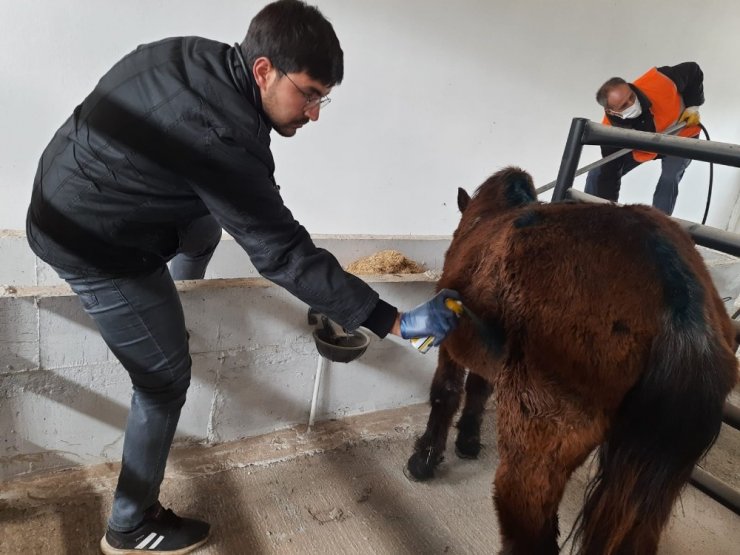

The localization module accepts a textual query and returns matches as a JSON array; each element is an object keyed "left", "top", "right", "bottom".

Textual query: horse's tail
[{"left": 573, "top": 231, "right": 738, "bottom": 554}]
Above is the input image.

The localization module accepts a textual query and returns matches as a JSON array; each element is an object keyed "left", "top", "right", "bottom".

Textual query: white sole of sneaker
[{"left": 100, "top": 533, "right": 209, "bottom": 555}]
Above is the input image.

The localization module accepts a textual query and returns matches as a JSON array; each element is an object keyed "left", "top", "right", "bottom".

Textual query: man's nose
[{"left": 305, "top": 103, "right": 321, "bottom": 122}]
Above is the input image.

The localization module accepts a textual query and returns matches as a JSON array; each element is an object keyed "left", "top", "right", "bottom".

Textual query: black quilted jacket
[{"left": 27, "top": 37, "right": 395, "bottom": 333}]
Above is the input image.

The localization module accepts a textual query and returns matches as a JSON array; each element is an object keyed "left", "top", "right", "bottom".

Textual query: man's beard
[{"left": 274, "top": 118, "right": 310, "bottom": 137}]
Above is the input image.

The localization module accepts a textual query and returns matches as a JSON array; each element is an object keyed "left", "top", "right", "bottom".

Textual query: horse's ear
[
  {"left": 458, "top": 188, "right": 471, "bottom": 212},
  {"left": 504, "top": 173, "right": 537, "bottom": 208}
]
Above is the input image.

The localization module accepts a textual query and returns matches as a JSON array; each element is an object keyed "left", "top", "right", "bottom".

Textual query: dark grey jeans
[
  {"left": 585, "top": 155, "right": 691, "bottom": 215},
  {"left": 53, "top": 215, "right": 221, "bottom": 531}
]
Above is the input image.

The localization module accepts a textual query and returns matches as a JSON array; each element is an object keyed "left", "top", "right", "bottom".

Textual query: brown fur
[{"left": 407, "top": 167, "right": 738, "bottom": 554}]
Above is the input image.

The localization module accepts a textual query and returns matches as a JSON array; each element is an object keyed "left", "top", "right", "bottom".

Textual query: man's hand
[
  {"left": 679, "top": 107, "right": 701, "bottom": 127},
  {"left": 399, "top": 289, "right": 461, "bottom": 346}
]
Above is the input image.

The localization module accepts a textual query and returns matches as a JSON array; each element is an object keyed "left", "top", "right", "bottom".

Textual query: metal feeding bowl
[
  {"left": 308, "top": 308, "right": 370, "bottom": 363},
  {"left": 312, "top": 328, "right": 370, "bottom": 363}
]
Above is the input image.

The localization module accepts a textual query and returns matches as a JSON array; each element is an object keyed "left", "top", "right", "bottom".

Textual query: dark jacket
[
  {"left": 597, "top": 62, "right": 704, "bottom": 183},
  {"left": 27, "top": 37, "right": 396, "bottom": 334}
]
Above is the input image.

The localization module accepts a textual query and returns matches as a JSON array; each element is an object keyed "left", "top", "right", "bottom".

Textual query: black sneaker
[{"left": 100, "top": 502, "right": 210, "bottom": 554}]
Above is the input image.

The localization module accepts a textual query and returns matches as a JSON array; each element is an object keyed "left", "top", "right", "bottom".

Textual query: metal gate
[{"left": 548, "top": 118, "right": 740, "bottom": 514}]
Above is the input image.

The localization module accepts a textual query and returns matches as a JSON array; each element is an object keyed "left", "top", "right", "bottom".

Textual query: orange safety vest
[{"left": 602, "top": 67, "right": 701, "bottom": 162}]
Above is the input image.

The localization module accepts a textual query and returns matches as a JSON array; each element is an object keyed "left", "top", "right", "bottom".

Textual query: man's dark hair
[
  {"left": 241, "top": 0, "right": 344, "bottom": 86},
  {"left": 595, "top": 77, "right": 627, "bottom": 107}
]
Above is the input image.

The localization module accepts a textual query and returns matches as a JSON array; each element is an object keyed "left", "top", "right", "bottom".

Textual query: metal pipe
[
  {"left": 551, "top": 118, "right": 588, "bottom": 202},
  {"left": 555, "top": 120, "right": 740, "bottom": 519},
  {"left": 690, "top": 467, "right": 740, "bottom": 515},
  {"left": 724, "top": 401, "right": 740, "bottom": 431},
  {"left": 671, "top": 217, "right": 740, "bottom": 258},
  {"left": 307, "top": 355, "right": 328, "bottom": 431},
  {"left": 536, "top": 149, "right": 629, "bottom": 196},
  {"left": 536, "top": 122, "right": 687, "bottom": 195},
  {"left": 565, "top": 190, "right": 740, "bottom": 257},
  {"left": 581, "top": 120, "right": 740, "bottom": 167},
  {"left": 564, "top": 189, "right": 612, "bottom": 204}
]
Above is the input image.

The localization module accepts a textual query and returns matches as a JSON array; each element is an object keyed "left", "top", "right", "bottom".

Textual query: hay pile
[{"left": 345, "top": 250, "right": 425, "bottom": 275}]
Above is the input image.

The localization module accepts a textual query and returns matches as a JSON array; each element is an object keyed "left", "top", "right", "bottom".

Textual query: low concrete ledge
[
  {"left": 0, "top": 272, "right": 439, "bottom": 299},
  {"left": 0, "top": 231, "right": 451, "bottom": 287},
  {"left": 0, "top": 273, "right": 441, "bottom": 481}
]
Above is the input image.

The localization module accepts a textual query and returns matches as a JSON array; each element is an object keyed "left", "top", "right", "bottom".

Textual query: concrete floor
[{"left": 0, "top": 402, "right": 738, "bottom": 555}]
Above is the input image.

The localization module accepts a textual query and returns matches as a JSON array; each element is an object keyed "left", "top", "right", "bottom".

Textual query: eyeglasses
[{"left": 278, "top": 69, "right": 331, "bottom": 110}]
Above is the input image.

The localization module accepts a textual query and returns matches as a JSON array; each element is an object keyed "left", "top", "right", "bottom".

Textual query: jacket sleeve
[
  {"left": 189, "top": 127, "right": 396, "bottom": 333},
  {"left": 657, "top": 62, "right": 704, "bottom": 107}
]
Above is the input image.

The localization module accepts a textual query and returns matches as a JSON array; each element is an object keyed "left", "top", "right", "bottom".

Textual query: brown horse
[{"left": 405, "top": 167, "right": 738, "bottom": 554}]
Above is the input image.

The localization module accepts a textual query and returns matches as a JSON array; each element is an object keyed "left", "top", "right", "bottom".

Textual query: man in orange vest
[{"left": 584, "top": 62, "right": 703, "bottom": 215}]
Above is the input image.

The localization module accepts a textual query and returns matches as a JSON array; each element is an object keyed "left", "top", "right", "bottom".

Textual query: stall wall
[{"left": 1, "top": 0, "right": 739, "bottom": 235}]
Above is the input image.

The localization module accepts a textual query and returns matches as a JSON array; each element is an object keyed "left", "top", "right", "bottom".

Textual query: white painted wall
[
  {"left": 1, "top": 0, "right": 740, "bottom": 235},
  {"left": 0, "top": 275, "right": 441, "bottom": 479}
]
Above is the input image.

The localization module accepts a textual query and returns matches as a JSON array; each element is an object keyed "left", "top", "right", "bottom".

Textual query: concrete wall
[
  {"left": 2, "top": 231, "right": 739, "bottom": 482},
  {"left": 0, "top": 234, "right": 450, "bottom": 481},
  {"left": 0, "top": 272, "right": 440, "bottom": 481},
  {"left": 2, "top": 0, "right": 740, "bottom": 235}
]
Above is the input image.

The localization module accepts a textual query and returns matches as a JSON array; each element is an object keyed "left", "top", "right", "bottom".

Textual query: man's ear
[{"left": 252, "top": 57, "right": 276, "bottom": 91}]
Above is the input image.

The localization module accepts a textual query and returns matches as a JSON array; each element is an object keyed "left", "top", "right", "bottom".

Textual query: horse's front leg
[
  {"left": 405, "top": 346, "right": 466, "bottom": 481},
  {"left": 455, "top": 370, "right": 493, "bottom": 459}
]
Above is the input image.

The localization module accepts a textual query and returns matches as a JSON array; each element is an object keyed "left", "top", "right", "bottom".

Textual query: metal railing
[
  {"left": 552, "top": 118, "right": 740, "bottom": 515},
  {"left": 550, "top": 118, "right": 740, "bottom": 202}
]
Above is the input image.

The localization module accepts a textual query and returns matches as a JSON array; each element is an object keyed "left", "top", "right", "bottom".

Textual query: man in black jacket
[
  {"left": 27, "top": 1, "right": 459, "bottom": 553},
  {"left": 584, "top": 62, "right": 704, "bottom": 215}
]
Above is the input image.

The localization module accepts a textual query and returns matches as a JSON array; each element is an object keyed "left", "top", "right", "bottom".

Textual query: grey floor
[{"left": 1, "top": 401, "right": 738, "bottom": 555}]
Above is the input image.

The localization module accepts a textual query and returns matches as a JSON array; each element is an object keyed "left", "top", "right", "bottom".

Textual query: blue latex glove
[{"left": 400, "top": 289, "right": 461, "bottom": 346}]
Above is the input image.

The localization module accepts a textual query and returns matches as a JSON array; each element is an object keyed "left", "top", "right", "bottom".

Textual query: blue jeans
[
  {"left": 53, "top": 215, "right": 221, "bottom": 531},
  {"left": 169, "top": 215, "right": 222, "bottom": 280},
  {"left": 585, "top": 155, "right": 691, "bottom": 215}
]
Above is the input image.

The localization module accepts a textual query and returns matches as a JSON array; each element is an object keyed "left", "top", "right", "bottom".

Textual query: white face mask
[{"left": 614, "top": 99, "right": 642, "bottom": 120}]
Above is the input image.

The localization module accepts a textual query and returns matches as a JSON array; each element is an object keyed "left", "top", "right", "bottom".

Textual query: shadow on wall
[
  {"left": 2, "top": 280, "right": 439, "bottom": 480},
  {"left": 0, "top": 363, "right": 129, "bottom": 477}
]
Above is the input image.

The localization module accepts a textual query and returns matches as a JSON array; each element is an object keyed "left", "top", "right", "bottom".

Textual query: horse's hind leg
[
  {"left": 455, "top": 371, "right": 493, "bottom": 459},
  {"left": 494, "top": 398, "right": 605, "bottom": 555},
  {"left": 495, "top": 451, "right": 563, "bottom": 555},
  {"left": 405, "top": 347, "right": 466, "bottom": 481}
]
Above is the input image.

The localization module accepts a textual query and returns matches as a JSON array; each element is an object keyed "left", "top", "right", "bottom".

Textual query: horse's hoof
[
  {"left": 455, "top": 439, "right": 482, "bottom": 459},
  {"left": 404, "top": 452, "right": 437, "bottom": 482},
  {"left": 403, "top": 464, "right": 425, "bottom": 482}
]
